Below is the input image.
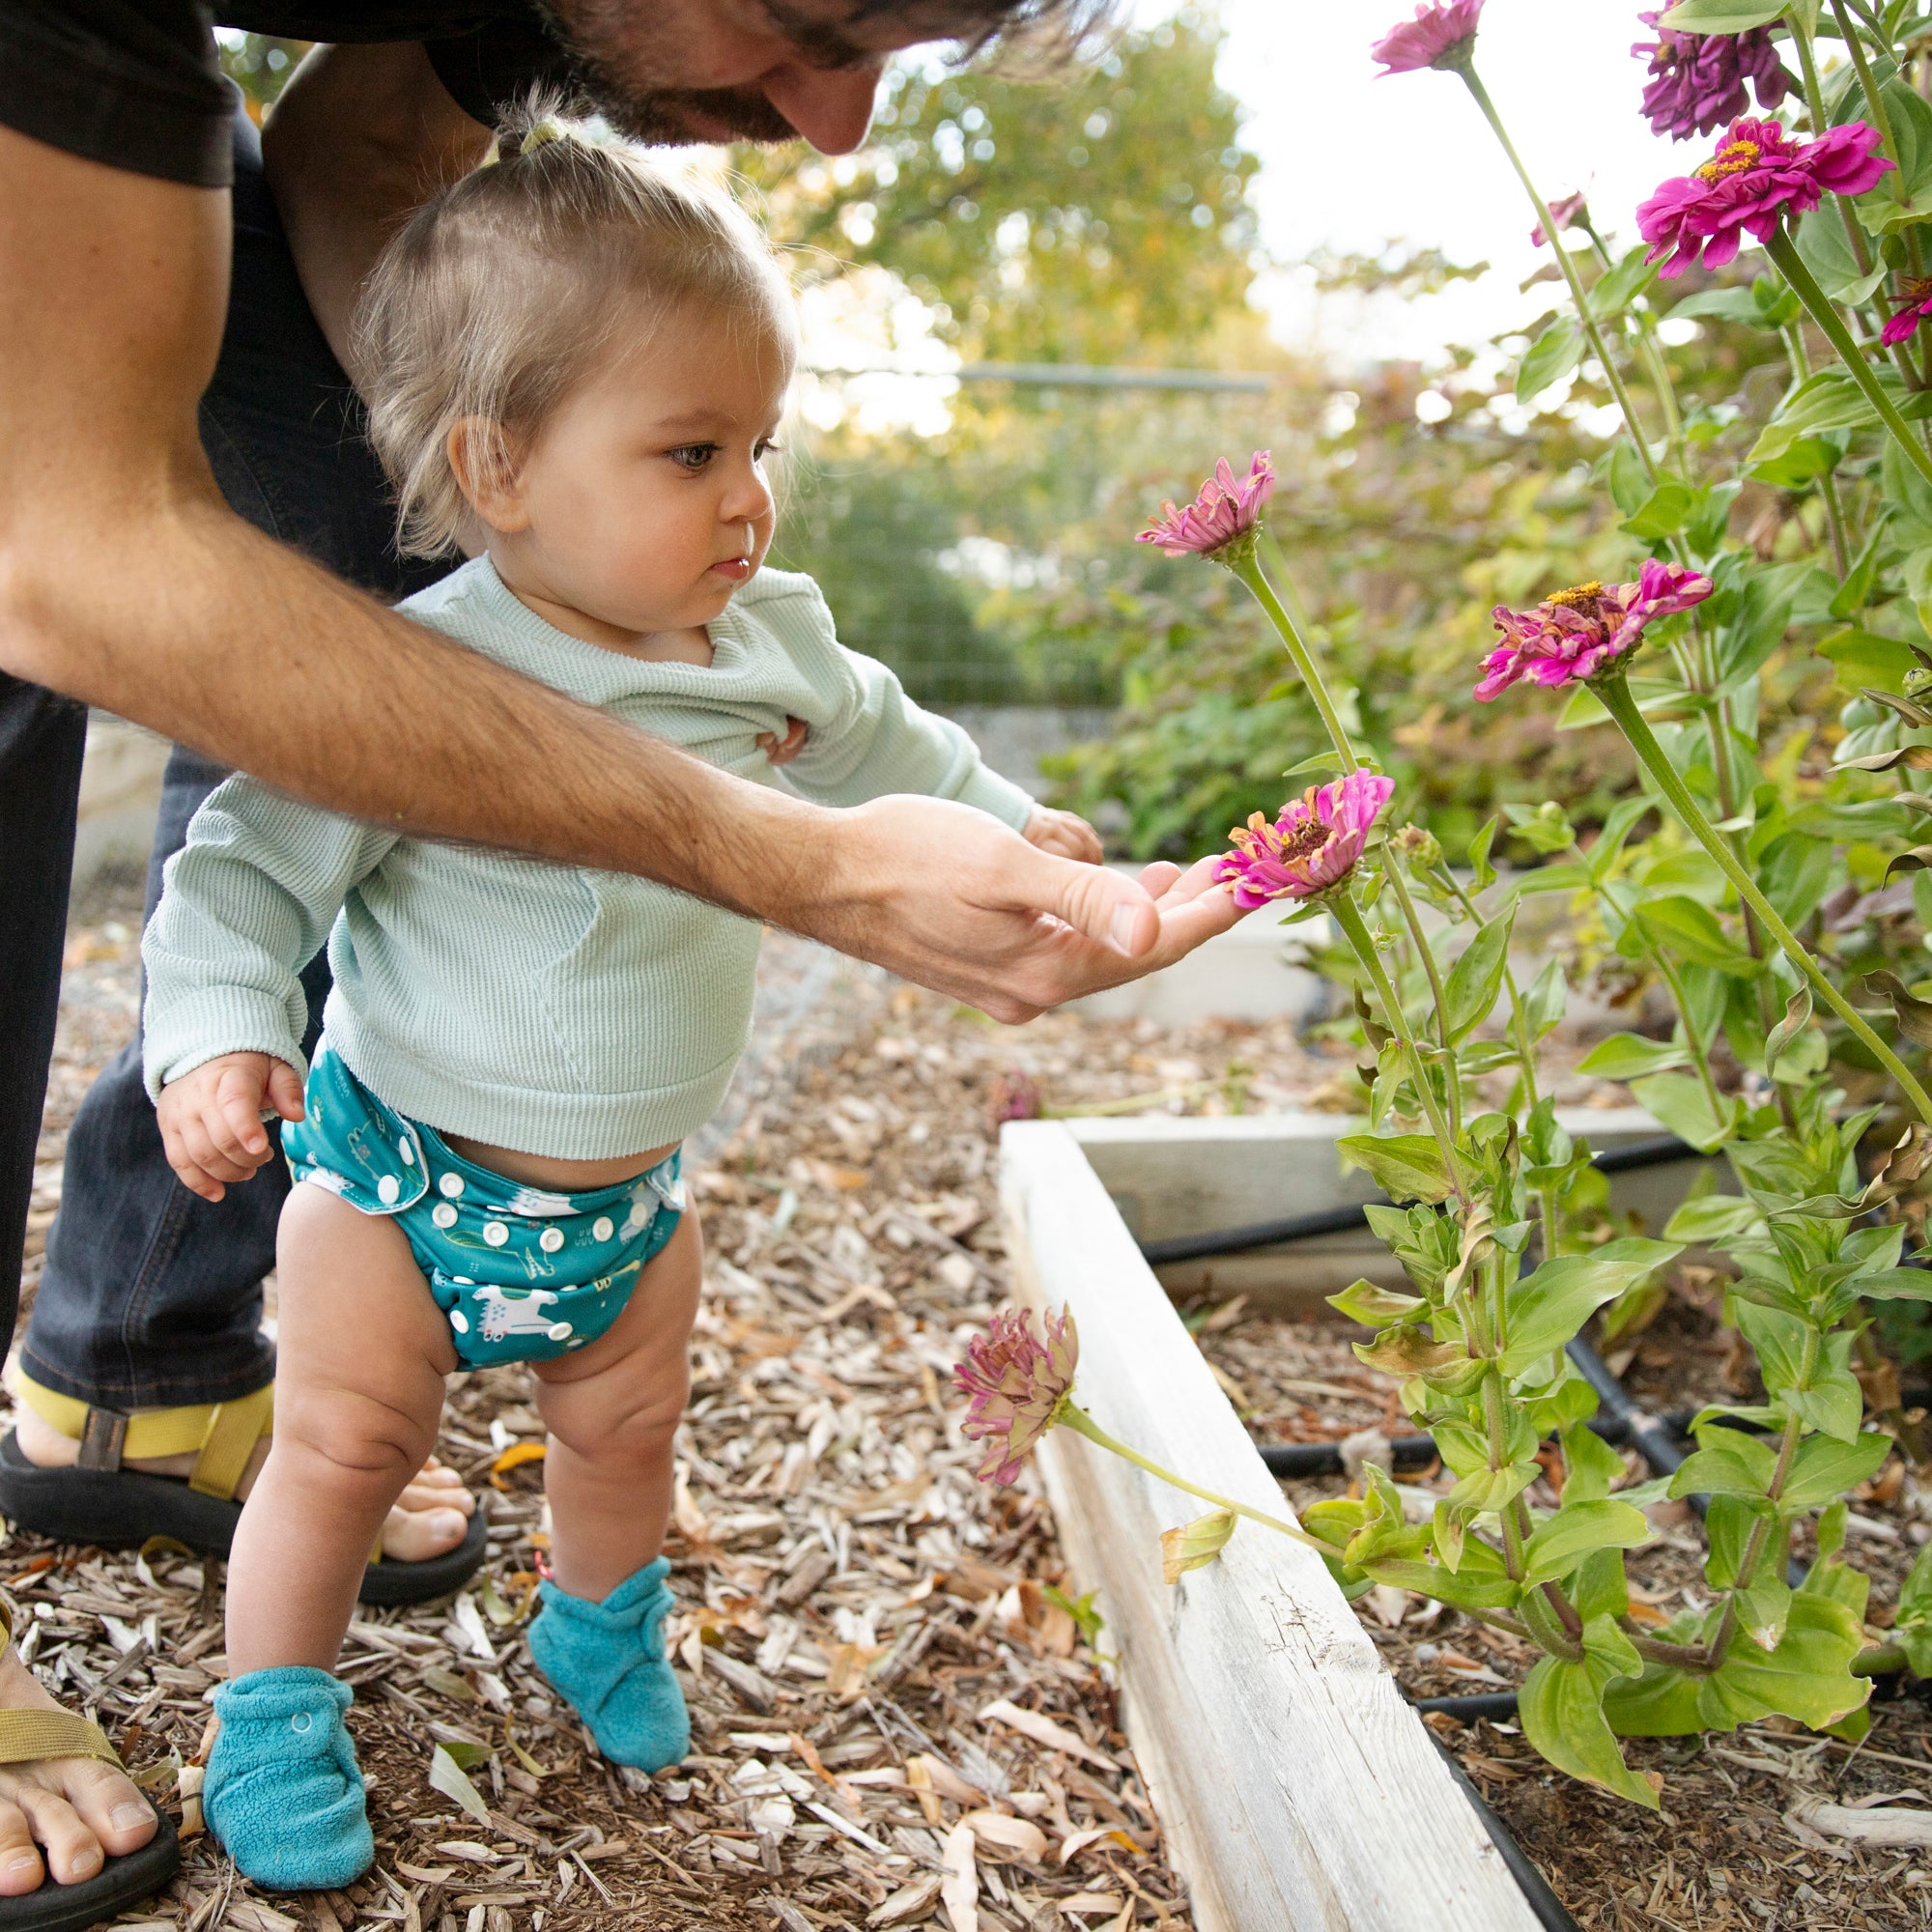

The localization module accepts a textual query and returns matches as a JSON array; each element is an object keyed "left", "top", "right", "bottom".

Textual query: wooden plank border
[{"left": 1000, "top": 1120, "right": 1542, "bottom": 1932}]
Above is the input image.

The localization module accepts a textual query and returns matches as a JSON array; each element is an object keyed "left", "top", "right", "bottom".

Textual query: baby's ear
[{"left": 446, "top": 417, "right": 529, "bottom": 534}]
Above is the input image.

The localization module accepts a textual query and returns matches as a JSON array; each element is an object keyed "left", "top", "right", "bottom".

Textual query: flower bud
[{"left": 1395, "top": 824, "right": 1443, "bottom": 868}]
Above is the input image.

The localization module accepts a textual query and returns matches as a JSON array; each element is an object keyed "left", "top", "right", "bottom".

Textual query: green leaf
[
  {"left": 1363, "top": 1555, "right": 1521, "bottom": 1613},
  {"left": 1519, "top": 1619, "right": 1662, "bottom": 1809},
  {"left": 1667, "top": 286, "right": 1777, "bottom": 328},
  {"left": 1337, "top": 1133, "right": 1454, "bottom": 1205},
  {"left": 1555, "top": 683, "right": 1612, "bottom": 730},
  {"left": 1283, "top": 751, "right": 1345, "bottom": 779},
  {"left": 1575, "top": 1033, "right": 1692, "bottom": 1081},
  {"left": 1634, "top": 895, "right": 1758, "bottom": 975},
  {"left": 1669, "top": 1425, "right": 1778, "bottom": 1501},
  {"left": 1353, "top": 1325, "right": 1475, "bottom": 1383},
  {"left": 1517, "top": 312, "right": 1584, "bottom": 402},
  {"left": 1523, "top": 957, "right": 1568, "bottom": 1039},
  {"left": 1500, "top": 1238, "right": 1682, "bottom": 1375},
  {"left": 1467, "top": 814, "right": 1498, "bottom": 893},
  {"left": 1621, "top": 477, "right": 1695, "bottom": 541},
  {"left": 1706, "top": 1591, "right": 1871, "bottom": 1732},
  {"left": 1657, "top": 0, "right": 1784, "bottom": 26},
  {"left": 1844, "top": 1266, "right": 1932, "bottom": 1302},
  {"left": 429, "top": 1743, "right": 494, "bottom": 1825},
  {"left": 1663, "top": 1191, "right": 1759, "bottom": 1242},
  {"left": 1779, "top": 1431, "right": 1893, "bottom": 1514},
  {"left": 1441, "top": 907, "right": 1516, "bottom": 1045},
  {"left": 1159, "top": 1508, "right": 1237, "bottom": 1583},
  {"left": 1817, "top": 628, "right": 1923, "bottom": 695},
  {"left": 1793, "top": 202, "right": 1888, "bottom": 306},
  {"left": 1604, "top": 1662, "right": 1707, "bottom": 1737},
  {"left": 1629, "top": 1071, "right": 1738, "bottom": 1155},
  {"left": 1747, "top": 369, "right": 1874, "bottom": 476},
  {"left": 1866, "top": 970, "right": 1932, "bottom": 1048},
  {"left": 1589, "top": 245, "right": 1658, "bottom": 320},
  {"left": 1520, "top": 1498, "right": 1653, "bottom": 1587},
  {"left": 1326, "top": 1278, "right": 1427, "bottom": 1328},
  {"left": 1559, "top": 1420, "right": 1632, "bottom": 1504}
]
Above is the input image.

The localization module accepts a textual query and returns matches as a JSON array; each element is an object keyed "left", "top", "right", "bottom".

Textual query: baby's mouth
[{"left": 711, "top": 556, "right": 753, "bottom": 582}]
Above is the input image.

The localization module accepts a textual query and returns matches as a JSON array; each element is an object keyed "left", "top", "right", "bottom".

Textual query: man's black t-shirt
[{"left": 0, "top": 2, "right": 574, "bottom": 188}]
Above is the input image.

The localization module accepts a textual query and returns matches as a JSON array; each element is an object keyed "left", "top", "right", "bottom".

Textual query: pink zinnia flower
[
  {"left": 1216, "top": 769, "right": 1396, "bottom": 909},
  {"left": 1371, "top": 0, "right": 1484, "bottom": 73},
  {"left": 986, "top": 1070, "right": 1043, "bottom": 1131},
  {"left": 1637, "top": 116, "right": 1893, "bottom": 279},
  {"left": 1883, "top": 276, "right": 1932, "bottom": 347},
  {"left": 1137, "top": 452, "right": 1275, "bottom": 560},
  {"left": 1531, "top": 188, "right": 1589, "bottom": 249},
  {"left": 1634, "top": 12, "right": 1792, "bottom": 142},
  {"left": 954, "top": 1308, "right": 1078, "bottom": 1487},
  {"left": 1473, "top": 563, "right": 1713, "bottom": 701}
]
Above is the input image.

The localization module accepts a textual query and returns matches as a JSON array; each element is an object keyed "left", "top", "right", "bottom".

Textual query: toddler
[{"left": 141, "top": 109, "right": 1099, "bottom": 1891}]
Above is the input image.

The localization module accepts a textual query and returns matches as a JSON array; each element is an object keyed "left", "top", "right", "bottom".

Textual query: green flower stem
[
  {"left": 1458, "top": 67, "right": 1662, "bottom": 485},
  {"left": 1383, "top": 860, "right": 1464, "bottom": 1147},
  {"left": 1596, "top": 670, "right": 1932, "bottom": 1127},
  {"left": 1702, "top": 1406, "right": 1805, "bottom": 1670},
  {"left": 1580, "top": 218, "right": 1688, "bottom": 474},
  {"left": 1227, "top": 552, "right": 1359, "bottom": 774},
  {"left": 1054, "top": 1402, "right": 1331, "bottom": 1557},
  {"left": 1652, "top": 946, "right": 1731, "bottom": 1123},
  {"left": 1826, "top": 0, "right": 1929, "bottom": 285},
  {"left": 1329, "top": 893, "right": 1468, "bottom": 1199},
  {"left": 1765, "top": 227, "right": 1932, "bottom": 491}
]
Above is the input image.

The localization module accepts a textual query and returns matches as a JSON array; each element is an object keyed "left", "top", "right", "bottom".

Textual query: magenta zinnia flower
[
  {"left": 986, "top": 1070, "right": 1043, "bottom": 1131},
  {"left": 1216, "top": 769, "right": 1396, "bottom": 909},
  {"left": 1371, "top": 0, "right": 1484, "bottom": 73},
  {"left": 1633, "top": 12, "right": 1792, "bottom": 142},
  {"left": 1637, "top": 117, "right": 1893, "bottom": 278},
  {"left": 1473, "top": 563, "right": 1713, "bottom": 701},
  {"left": 1883, "top": 276, "right": 1932, "bottom": 347},
  {"left": 954, "top": 1308, "right": 1078, "bottom": 1487},
  {"left": 1137, "top": 452, "right": 1275, "bottom": 561}
]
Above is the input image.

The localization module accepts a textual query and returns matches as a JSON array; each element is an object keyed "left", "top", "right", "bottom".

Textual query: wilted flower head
[
  {"left": 1637, "top": 117, "right": 1892, "bottom": 278},
  {"left": 1371, "top": 0, "right": 1484, "bottom": 73},
  {"left": 1137, "top": 452, "right": 1275, "bottom": 563},
  {"left": 1474, "top": 562, "right": 1713, "bottom": 700},
  {"left": 1633, "top": 12, "right": 1792, "bottom": 142},
  {"left": 1531, "top": 188, "right": 1589, "bottom": 249},
  {"left": 986, "top": 1070, "right": 1043, "bottom": 1133},
  {"left": 954, "top": 1308, "right": 1078, "bottom": 1486},
  {"left": 1395, "top": 823, "right": 1444, "bottom": 869},
  {"left": 1217, "top": 769, "right": 1397, "bottom": 908},
  {"left": 1884, "top": 275, "right": 1932, "bottom": 347}
]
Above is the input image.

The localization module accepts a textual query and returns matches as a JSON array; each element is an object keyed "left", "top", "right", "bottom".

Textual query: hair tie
[{"left": 521, "top": 118, "right": 564, "bottom": 156}]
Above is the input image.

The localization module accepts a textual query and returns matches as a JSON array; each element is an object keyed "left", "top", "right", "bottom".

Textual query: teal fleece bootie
[
  {"left": 205, "top": 1667, "right": 372, "bottom": 1891},
  {"left": 526, "top": 1556, "right": 689, "bottom": 1770}
]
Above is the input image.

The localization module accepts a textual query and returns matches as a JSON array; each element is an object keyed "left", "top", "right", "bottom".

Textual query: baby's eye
[
  {"left": 668, "top": 442, "right": 720, "bottom": 472},
  {"left": 753, "top": 438, "right": 782, "bottom": 461}
]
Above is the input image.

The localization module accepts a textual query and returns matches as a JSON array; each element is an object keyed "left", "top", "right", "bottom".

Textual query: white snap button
[
  {"left": 547, "top": 1321, "right": 573, "bottom": 1341},
  {"left": 440, "top": 1174, "right": 464, "bottom": 1199},
  {"left": 431, "top": 1203, "right": 457, "bottom": 1230},
  {"left": 567, "top": 1337, "right": 586, "bottom": 1349},
  {"left": 399, "top": 1138, "right": 415, "bottom": 1165},
  {"left": 376, "top": 1174, "right": 400, "bottom": 1205},
  {"left": 291, "top": 1712, "right": 312, "bottom": 1733},
  {"left": 539, "top": 1227, "right": 564, "bottom": 1253},
  {"left": 449, "top": 1309, "right": 470, "bottom": 1333},
  {"left": 483, "top": 1221, "right": 509, "bottom": 1247},
  {"left": 592, "top": 1216, "right": 614, "bottom": 1242}
]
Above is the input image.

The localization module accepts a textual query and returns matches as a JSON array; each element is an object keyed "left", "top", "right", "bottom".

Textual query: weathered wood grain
[{"left": 1001, "top": 1121, "right": 1542, "bottom": 1932}]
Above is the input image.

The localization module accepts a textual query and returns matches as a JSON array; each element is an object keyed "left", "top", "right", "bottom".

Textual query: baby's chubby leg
[
  {"left": 227, "top": 1183, "right": 459, "bottom": 1673},
  {"left": 525, "top": 1209, "right": 701, "bottom": 1770}
]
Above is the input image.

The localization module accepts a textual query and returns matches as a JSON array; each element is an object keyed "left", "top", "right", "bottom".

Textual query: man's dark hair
[{"left": 829, "top": 0, "right": 1119, "bottom": 67}]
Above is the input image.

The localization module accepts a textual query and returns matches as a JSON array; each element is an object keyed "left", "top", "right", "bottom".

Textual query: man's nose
[{"left": 759, "top": 62, "right": 882, "bottom": 156}]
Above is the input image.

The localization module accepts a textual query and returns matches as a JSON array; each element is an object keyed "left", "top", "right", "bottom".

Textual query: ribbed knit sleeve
[
  {"left": 141, "top": 776, "right": 398, "bottom": 1102},
  {"left": 760, "top": 581, "right": 1036, "bottom": 831}
]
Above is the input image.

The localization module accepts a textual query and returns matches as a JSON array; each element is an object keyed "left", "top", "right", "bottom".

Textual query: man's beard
[{"left": 531, "top": 0, "right": 810, "bottom": 146}]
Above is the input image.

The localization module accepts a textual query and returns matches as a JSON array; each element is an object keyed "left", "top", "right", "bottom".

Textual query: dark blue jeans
[{"left": 13, "top": 113, "right": 447, "bottom": 1409}]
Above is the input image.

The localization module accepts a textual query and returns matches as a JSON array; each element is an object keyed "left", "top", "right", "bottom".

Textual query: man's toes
[
  {"left": 0, "top": 1801, "right": 43, "bottom": 1896},
  {"left": 10, "top": 1788, "right": 101, "bottom": 1888},
  {"left": 381, "top": 1501, "right": 471, "bottom": 1561},
  {"left": 59, "top": 1759, "right": 154, "bottom": 1858}
]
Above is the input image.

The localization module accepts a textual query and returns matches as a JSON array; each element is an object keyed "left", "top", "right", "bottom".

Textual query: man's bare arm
[{"left": 0, "top": 120, "right": 1238, "bottom": 1021}]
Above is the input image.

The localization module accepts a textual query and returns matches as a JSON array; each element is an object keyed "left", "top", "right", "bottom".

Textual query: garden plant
[{"left": 961, "top": 0, "right": 1932, "bottom": 1809}]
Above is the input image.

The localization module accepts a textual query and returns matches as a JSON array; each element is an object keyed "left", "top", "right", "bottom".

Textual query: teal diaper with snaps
[{"left": 281, "top": 1040, "right": 682, "bottom": 1369}]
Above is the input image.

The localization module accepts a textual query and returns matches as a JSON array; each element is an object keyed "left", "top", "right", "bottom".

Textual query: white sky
[{"left": 1214, "top": 0, "right": 1727, "bottom": 367}]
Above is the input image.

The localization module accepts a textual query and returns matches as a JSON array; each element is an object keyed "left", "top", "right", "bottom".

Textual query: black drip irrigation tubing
[{"left": 1129, "top": 1132, "right": 1882, "bottom": 1932}]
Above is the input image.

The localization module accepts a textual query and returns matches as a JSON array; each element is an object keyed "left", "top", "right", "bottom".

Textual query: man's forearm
[{"left": 0, "top": 485, "right": 825, "bottom": 918}]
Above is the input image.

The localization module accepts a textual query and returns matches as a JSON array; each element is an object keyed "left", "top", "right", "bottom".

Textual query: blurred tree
[{"left": 216, "top": 32, "right": 308, "bottom": 120}]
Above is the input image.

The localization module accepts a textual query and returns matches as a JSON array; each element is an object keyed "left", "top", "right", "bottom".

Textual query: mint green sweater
[{"left": 141, "top": 557, "right": 1034, "bottom": 1157}]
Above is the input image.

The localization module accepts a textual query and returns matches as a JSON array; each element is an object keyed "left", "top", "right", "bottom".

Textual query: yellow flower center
[
  {"left": 1545, "top": 582, "right": 1605, "bottom": 617},
  {"left": 1696, "top": 139, "right": 1761, "bottom": 183},
  {"left": 1277, "top": 787, "right": 1333, "bottom": 861}
]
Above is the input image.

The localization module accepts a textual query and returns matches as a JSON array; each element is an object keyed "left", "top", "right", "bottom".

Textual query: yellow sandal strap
[
  {"left": 0, "top": 1711, "right": 123, "bottom": 1770},
  {"left": 9, "top": 1370, "right": 274, "bottom": 1502}
]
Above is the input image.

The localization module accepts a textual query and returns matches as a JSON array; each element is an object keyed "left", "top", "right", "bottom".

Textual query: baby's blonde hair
[{"left": 353, "top": 100, "right": 796, "bottom": 559}]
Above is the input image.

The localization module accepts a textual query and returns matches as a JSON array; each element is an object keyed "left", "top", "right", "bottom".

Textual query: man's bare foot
[
  {"left": 12, "top": 1407, "right": 473, "bottom": 1561},
  {"left": 0, "top": 1647, "right": 155, "bottom": 1892}
]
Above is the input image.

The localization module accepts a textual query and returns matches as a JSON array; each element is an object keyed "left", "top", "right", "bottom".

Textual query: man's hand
[
  {"left": 1022, "top": 805, "right": 1104, "bottom": 865},
  {"left": 156, "top": 1054, "right": 306, "bottom": 1203},
  {"left": 812, "top": 797, "right": 1245, "bottom": 1024}
]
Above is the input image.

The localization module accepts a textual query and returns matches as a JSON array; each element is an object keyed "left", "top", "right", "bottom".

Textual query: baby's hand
[
  {"left": 1022, "top": 805, "right": 1104, "bottom": 864},
  {"left": 156, "top": 1052, "right": 306, "bottom": 1203},
  {"left": 758, "top": 717, "right": 809, "bottom": 767}
]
